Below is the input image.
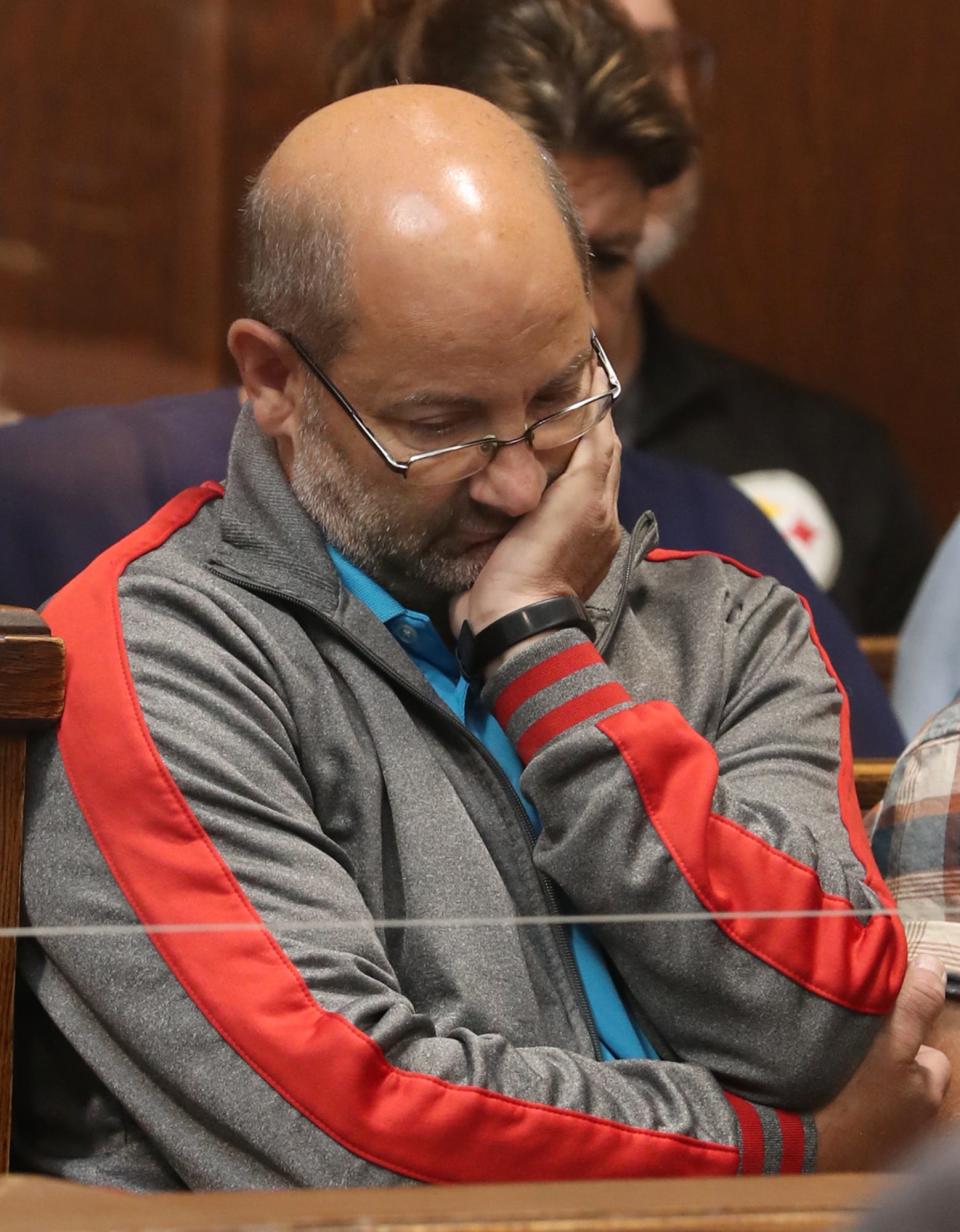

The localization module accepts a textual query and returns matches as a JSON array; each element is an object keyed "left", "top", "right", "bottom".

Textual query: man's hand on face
[
  {"left": 814, "top": 958, "right": 951, "bottom": 1172},
  {"left": 448, "top": 406, "right": 622, "bottom": 654}
]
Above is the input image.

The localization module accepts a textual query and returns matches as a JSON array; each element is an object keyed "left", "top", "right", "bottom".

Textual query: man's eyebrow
[
  {"left": 377, "top": 391, "right": 487, "bottom": 416},
  {"left": 375, "top": 344, "right": 594, "bottom": 415}
]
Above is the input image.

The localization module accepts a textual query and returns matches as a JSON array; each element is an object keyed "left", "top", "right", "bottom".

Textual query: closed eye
[
  {"left": 531, "top": 372, "right": 590, "bottom": 412},
  {"left": 382, "top": 413, "right": 490, "bottom": 447},
  {"left": 402, "top": 419, "right": 469, "bottom": 438},
  {"left": 529, "top": 394, "right": 579, "bottom": 422}
]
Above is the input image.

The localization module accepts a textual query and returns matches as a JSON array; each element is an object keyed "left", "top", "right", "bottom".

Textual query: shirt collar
[
  {"left": 326, "top": 545, "right": 406, "bottom": 624},
  {"left": 327, "top": 546, "right": 461, "bottom": 681}
]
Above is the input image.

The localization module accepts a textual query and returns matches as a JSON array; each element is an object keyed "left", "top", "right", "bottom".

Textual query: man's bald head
[{"left": 241, "top": 85, "right": 589, "bottom": 366}]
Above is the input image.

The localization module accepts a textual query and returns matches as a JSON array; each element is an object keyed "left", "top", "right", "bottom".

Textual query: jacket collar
[
  {"left": 589, "top": 512, "right": 659, "bottom": 653},
  {"left": 211, "top": 408, "right": 457, "bottom": 701},
  {"left": 210, "top": 405, "right": 342, "bottom": 609}
]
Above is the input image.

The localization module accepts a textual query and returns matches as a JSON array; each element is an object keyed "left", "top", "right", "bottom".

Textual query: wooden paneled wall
[
  {"left": 0, "top": 0, "right": 343, "bottom": 412},
  {"left": 655, "top": 0, "right": 960, "bottom": 531},
  {"left": 218, "top": 0, "right": 358, "bottom": 332},
  {"left": 0, "top": 0, "right": 233, "bottom": 406},
  {"left": 1, "top": 0, "right": 956, "bottom": 532}
]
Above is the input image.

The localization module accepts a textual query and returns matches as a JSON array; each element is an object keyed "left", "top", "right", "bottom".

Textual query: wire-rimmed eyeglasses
[{"left": 280, "top": 329, "right": 621, "bottom": 487}]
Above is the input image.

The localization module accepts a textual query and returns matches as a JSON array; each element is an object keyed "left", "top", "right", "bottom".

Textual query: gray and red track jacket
[{"left": 16, "top": 408, "right": 905, "bottom": 1190}]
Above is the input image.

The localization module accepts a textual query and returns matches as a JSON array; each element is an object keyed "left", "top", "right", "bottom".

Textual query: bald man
[{"left": 16, "top": 87, "right": 945, "bottom": 1190}]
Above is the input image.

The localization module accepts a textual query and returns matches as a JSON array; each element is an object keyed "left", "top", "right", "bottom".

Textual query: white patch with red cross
[{"left": 731, "top": 469, "right": 842, "bottom": 591}]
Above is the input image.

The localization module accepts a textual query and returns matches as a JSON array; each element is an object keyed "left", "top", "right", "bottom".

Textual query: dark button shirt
[{"left": 618, "top": 296, "right": 935, "bottom": 635}]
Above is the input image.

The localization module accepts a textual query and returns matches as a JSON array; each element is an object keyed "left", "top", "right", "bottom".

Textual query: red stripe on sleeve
[
  {"left": 792, "top": 594, "right": 892, "bottom": 902},
  {"left": 647, "top": 546, "right": 894, "bottom": 910},
  {"left": 42, "top": 487, "right": 740, "bottom": 1185},
  {"left": 598, "top": 702, "right": 904, "bottom": 1013},
  {"left": 516, "top": 682, "right": 630, "bottom": 764},
  {"left": 647, "top": 547, "right": 760, "bottom": 570},
  {"left": 723, "top": 1094, "right": 765, "bottom": 1174},
  {"left": 775, "top": 1110, "right": 807, "bottom": 1174},
  {"left": 493, "top": 640, "right": 602, "bottom": 729}
]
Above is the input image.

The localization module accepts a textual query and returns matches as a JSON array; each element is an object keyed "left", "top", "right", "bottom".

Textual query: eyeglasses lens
[{"left": 405, "top": 393, "right": 614, "bottom": 487}]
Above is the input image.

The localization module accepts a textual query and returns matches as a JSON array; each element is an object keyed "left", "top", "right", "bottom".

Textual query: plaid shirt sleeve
[{"left": 868, "top": 698, "right": 960, "bottom": 969}]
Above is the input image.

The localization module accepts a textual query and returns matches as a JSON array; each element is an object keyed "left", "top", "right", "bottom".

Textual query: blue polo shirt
[{"left": 329, "top": 546, "right": 657, "bottom": 1062}]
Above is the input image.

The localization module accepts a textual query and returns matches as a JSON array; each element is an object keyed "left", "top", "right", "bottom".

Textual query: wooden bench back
[
  {"left": 854, "top": 759, "right": 896, "bottom": 815},
  {"left": 0, "top": 608, "right": 65, "bottom": 1170},
  {"left": 857, "top": 636, "right": 898, "bottom": 696}
]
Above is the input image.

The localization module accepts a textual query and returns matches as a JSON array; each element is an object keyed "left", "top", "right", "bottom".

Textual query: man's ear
[{"left": 227, "top": 319, "right": 302, "bottom": 441}]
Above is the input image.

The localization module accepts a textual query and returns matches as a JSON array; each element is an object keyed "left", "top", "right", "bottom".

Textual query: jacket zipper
[{"left": 207, "top": 565, "right": 604, "bottom": 1060}]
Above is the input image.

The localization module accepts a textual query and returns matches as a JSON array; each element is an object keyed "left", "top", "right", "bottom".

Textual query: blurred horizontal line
[{"left": 3, "top": 904, "right": 930, "bottom": 940}]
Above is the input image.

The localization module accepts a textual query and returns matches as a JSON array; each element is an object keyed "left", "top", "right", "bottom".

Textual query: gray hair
[
  {"left": 537, "top": 141, "right": 591, "bottom": 292},
  {"left": 239, "top": 134, "right": 589, "bottom": 369},
  {"left": 239, "top": 175, "right": 353, "bottom": 367}
]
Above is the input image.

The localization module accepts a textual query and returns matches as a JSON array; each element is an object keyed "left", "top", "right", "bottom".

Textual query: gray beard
[{"left": 289, "top": 395, "right": 488, "bottom": 608}]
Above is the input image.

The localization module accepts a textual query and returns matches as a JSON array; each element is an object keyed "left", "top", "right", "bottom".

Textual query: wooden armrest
[
  {"left": 0, "top": 606, "right": 65, "bottom": 1170},
  {"left": 0, "top": 606, "right": 65, "bottom": 733}
]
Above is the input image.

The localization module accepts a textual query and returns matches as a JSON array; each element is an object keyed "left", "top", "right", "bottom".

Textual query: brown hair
[{"left": 332, "top": 0, "right": 695, "bottom": 191}]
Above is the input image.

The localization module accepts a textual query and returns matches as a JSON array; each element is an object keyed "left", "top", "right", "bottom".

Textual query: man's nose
[{"left": 467, "top": 441, "right": 548, "bottom": 518}]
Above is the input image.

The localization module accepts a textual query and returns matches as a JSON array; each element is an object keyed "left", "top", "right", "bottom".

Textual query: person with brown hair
[
  {"left": 333, "top": 0, "right": 934, "bottom": 634},
  {"left": 333, "top": 0, "right": 692, "bottom": 395}
]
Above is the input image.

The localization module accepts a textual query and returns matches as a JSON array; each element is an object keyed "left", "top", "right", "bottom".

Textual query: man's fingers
[
  {"left": 563, "top": 408, "right": 619, "bottom": 480},
  {"left": 886, "top": 958, "right": 947, "bottom": 1063},
  {"left": 915, "top": 1044, "right": 952, "bottom": 1103}
]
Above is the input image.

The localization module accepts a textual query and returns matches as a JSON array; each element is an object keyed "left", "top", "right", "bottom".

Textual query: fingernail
[{"left": 915, "top": 954, "right": 947, "bottom": 984}]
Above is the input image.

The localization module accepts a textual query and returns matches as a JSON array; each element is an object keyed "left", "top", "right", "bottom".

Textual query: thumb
[
  {"left": 885, "top": 957, "right": 946, "bottom": 1064},
  {"left": 914, "top": 1043, "right": 952, "bottom": 1103}
]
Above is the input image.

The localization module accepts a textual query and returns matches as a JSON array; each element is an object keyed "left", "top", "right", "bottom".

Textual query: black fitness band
[{"left": 456, "top": 596, "right": 595, "bottom": 679}]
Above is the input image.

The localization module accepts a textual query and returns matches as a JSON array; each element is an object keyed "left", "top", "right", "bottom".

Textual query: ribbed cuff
[
  {"left": 724, "top": 1093, "right": 815, "bottom": 1173},
  {"left": 482, "top": 631, "right": 630, "bottom": 764}
]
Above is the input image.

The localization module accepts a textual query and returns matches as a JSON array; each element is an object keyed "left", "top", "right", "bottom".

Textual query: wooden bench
[
  {"left": 0, "top": 1170, "right": 895, "bottom": 1232},
  {"left": 0, "top": 608, "right": 65, "bottom": 1170}
]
